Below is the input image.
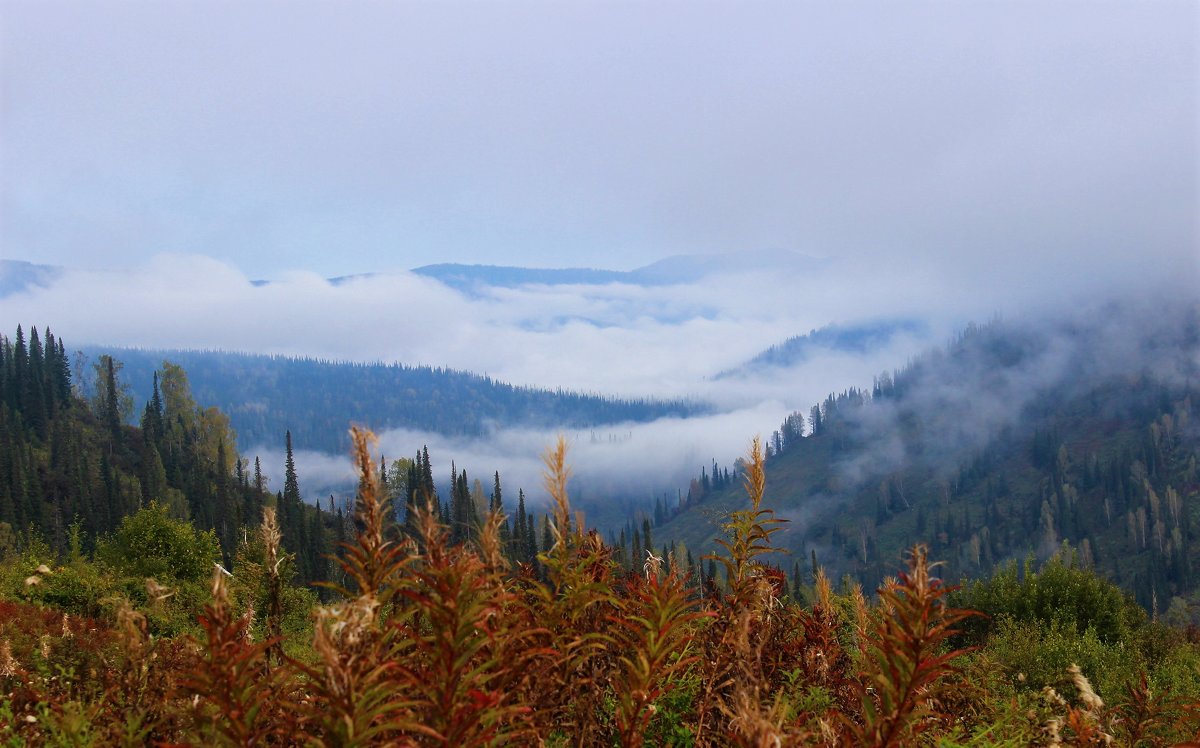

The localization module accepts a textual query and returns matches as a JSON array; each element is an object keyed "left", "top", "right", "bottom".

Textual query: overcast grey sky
[{"left": 3, "top": 0, "right": 1196, "bottom": 282}]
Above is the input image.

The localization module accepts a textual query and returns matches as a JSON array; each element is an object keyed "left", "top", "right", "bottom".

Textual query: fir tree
[
  {"left": 103, "top": 355, "right": 121, "bottom": 438},
  {"left": 283, "top": 430, "right": 301, "bottom": 507},
  {"left": 254, "top": 456, "right": 266, "bottom": 495},
  {"left": 514, "top": 488, "right": 528, "bottom": 563},
  {"left": 524, "top": 503, "right": 537, "bottom": 566}
]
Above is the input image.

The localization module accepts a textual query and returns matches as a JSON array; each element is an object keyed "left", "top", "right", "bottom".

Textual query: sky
[
  {"left": 2, "top": 1, "right": 1198, "bottom": 505},
  {"left": 2, "top": 1, "right": 1196, "bottom": 282}
]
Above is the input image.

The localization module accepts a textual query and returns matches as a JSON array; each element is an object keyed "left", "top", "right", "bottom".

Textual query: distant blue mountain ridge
[
  {"left": 715, "top": 319, "right": 928, "bottom": 379},
  {"left": 409, "top": 249, "right": 826, "bottom": 293},
  {"left": 0, "top": 260, "right": 63, "bottom": 297},
  {"left": 0, "top": 250, "right": 824, "bottom": 298}
]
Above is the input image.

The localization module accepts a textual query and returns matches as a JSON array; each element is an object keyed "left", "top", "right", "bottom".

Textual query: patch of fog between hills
[
  {"left": 240, "top": 331, "right": 949, "bottom": 517},
  {"left": 239, "top": 299, "right": 1199, "bottom": 519},
  {"left": 247, "top": 401, "right": 794, "bottom": 512},
  {"left": 0, "top": 251, "right": 1044, "bottom": 403}
]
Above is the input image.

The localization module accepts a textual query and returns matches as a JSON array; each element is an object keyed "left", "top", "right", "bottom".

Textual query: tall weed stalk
[
  {"left": 184, "top": 565, "right": 292, "bottom": 746},
  {"left": 296, "top": 426, "right": 413, "bottom": 745},
  {"left": 844, "top": 545, "right": 980, "bottom": 746}
]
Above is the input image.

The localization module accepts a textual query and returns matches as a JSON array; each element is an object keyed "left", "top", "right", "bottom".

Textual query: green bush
[
  {"left": 952, "top": 549, "right": 1144, "bottom": 647},
  {"left": 95, "top": 502, "right": 220, "bottom": 584},
  {"left": 33, "top": 560, "right": 106, "bottom": 618},
  {"left": 985, "top": 615, "right": 1143, "bottom": 700},
  {"left": 1147, "top": 637, "right": 1200, "bottom": 701}
]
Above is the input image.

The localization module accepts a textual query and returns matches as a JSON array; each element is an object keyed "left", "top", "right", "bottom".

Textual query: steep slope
[{"left": 656, "top": 300, "right": 1200, "bottom": 610}]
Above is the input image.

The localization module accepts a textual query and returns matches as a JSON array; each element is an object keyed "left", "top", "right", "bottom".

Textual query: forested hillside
[
  {"left": 654, "top": 301, "right": 1200, "bottom": 614},
  {"left": 83, "top": 348, "right": 705, "bottom": 453},
  {"left": 2, "top": 325, "right": 577, "bottom": 596},
  {"left": 715, "top": 318, "right": 926, "bottom": 379},
  {"left": 0, "top": 326, "right": 333, "bottom": 586}
]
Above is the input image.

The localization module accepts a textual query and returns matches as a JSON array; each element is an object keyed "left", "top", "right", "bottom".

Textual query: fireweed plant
[{"left": 3, "top": 429, "right": 1200, "bottom": 745}]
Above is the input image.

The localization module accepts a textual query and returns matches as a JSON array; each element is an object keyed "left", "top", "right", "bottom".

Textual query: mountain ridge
[
  {"left": 79, "top": 346, "right": 710, "bottom": 454},
  {"left": 1, "top": 250, "right": 825, "bottom": 298}
]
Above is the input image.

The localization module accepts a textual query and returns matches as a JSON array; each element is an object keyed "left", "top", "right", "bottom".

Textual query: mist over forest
[{"left": 26, "top": 261, "right": 1196, "bottom": 539}]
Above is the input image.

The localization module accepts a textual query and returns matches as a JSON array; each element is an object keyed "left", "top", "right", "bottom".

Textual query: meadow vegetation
[{"left": 3, "top": 430, "right": 1200, "bottom": 746}]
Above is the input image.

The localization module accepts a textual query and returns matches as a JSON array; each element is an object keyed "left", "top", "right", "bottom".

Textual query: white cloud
[{"left": 3, "top": 253, "right": 950, "bottom": 397}]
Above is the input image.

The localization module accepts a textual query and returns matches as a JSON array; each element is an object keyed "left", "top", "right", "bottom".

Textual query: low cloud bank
[
  {"left": 7, "top": 254, "right": 1195, "bottom": 523},
  {"left": 250, "top": 400, "right": 789, "bottom": 512},
  {"left": 1, "top": 253, "right": 960, "bottom": 400}
]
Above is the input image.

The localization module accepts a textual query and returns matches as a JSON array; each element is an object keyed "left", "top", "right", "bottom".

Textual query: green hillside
[
  {"left": 78, "top": 347, "right": 707, "bottom": 453},
  {"left": 0, "top": 326, "right": 333, "bottom": 588},
  {"left": 655, "top": 302, "right": 1200, "bottom": 614}
]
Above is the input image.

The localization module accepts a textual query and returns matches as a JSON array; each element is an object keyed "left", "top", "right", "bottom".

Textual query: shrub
[
  {"left": 96, "top": 501, "right": 221, "bottom": 584},
  {"left": 952, "top": 548, "right": 1144, "bottom": 647}
]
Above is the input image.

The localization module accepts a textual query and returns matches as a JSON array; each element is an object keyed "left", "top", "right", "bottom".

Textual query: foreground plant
[
  {"left": 510, "top": 437, "right": 622, "bottom": 743},
  {"left": 695, "top": 436, "right": 801, "bottom": 744},
  {"left": 391, "top": 501, "right": 546, "bottom": 745},
  {"left": 295, "top": 426, "right": 413, "bottom": 745},
  {"left": 844, "top": 545, "right": 980, "bottom": 746},
  {"left": 610, "top": 567, "right": 709, "bottom": 747},
  {"left": 184, "top": 563, "right": 293, "bottom": 746},
  {"left": 12, "top": 426, "right": 1200, "bottom": 746}
]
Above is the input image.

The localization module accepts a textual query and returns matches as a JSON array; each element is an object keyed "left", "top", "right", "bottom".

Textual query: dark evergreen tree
[
  {"left": 25, "top": 327, "right": 47, "bottom": 437},
  {"left": 491, "top": 471, "right": 511, "bottom": 545},
  {"left": 403, "top": 454, "right": 421, "bottom": 535},
  {"left": 253, "top": 456, "right": 265, "bottom": 495},
  {"left": 524, "top": 502, "right": 538, "bottom": 566},
  {"left": 283, "top": 430, "right": 301, "bottom": 507},
  {"left": 514, "top": 488, "right": 528, "bottom": 563},
  {"left": 103, "top": 355, "right": 121, "bottom": 438}
]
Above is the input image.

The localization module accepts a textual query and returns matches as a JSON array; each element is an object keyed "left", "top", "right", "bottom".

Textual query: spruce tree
[
  {"left": 46, "top": 330, "right": 71, "bottom": 406},
  {"left": 524, "top": 503, "right": 537, "bottom": 565},
  {"left": 403, "top": 456, "right": 420, "bottom": 536},
  {"left": 420, "top": 445, "right": 435, "bottom": 501},
  {"left": 12, "top": 326, "right": 27, "bottom": 419},
  {"left": 253, "top": 456, "right": 266, "bottom": 495},
  {"left": 25, "top": 327, "right": 46, "bottom": 436},
  {"left": 491, "top": 471, "right": 511, "bottom": 547},
  {"left": 514, "top": 489, "right": 528, "bottom": 562},
  {"left": 103, "top": 355, "right": 121, "bottom": 438},
  {"left": 141, "top": 371, "right": 164, "bottom": 445},
  {"left": 283, "top": 431, "right": 301, "bottom": 507}
]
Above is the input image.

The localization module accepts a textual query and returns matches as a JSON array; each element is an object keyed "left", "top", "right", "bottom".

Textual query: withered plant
[
  {"left": 515, "top": 436, "right": 624, "bottom": 744},
  {"left": 183, "top": 564, "right": 294, "bottom": 746},
  {"left": 609, "top": 565, "right": 709, "bottom": 747},
  {"left": 843, "top": 545, "right": 980, "bottom": 746},
  {"left": 1111, "top": 671, "right": 1186, "bottom": 746},
  {"left": 388, "top": 497, "right": 547, "bottom": 745},
  {"left": 694, "top": 436, "right": 818, "bottom": 745},
  {"left": 294, "top": 426, "right": 414, "bottom": 745},
  {"left": 15, "top": 425, "right": 1200, "bottom": 746}
]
